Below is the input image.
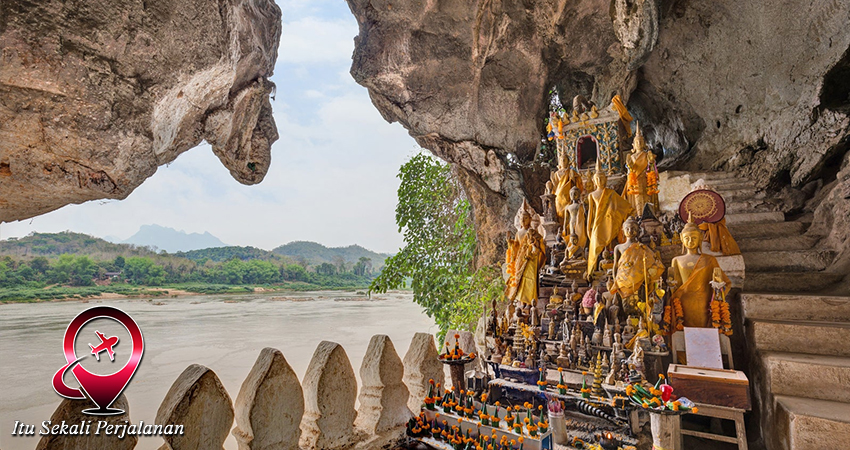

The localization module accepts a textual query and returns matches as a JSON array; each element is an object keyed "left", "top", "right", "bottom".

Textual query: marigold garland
[
  {"left": 710, "top": 293, "right": 734, "bottom": 336},
  {"left": 663, "top": 297, "right": 685, "bottom": 334}
]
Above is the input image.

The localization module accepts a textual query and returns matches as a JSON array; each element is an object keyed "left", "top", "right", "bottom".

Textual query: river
[{"left": 0, "top": 291, "right": 436, "bottom": 450}]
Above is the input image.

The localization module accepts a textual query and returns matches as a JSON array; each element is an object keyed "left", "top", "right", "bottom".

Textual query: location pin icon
[{"left": 53, "top": 306, "right": 144, "bottom": 415}]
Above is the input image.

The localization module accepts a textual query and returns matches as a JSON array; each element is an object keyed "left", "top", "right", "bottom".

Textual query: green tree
[
  {"left": 30, "top": 256, "right": 50, "bottom": 274},
  {"left": 316, "top": 262, "right": 336, "bottom": 275},
  {"left": 114, "top": 255, "right": 126, "bottom": 269},
  {"left": 48, "top": 255, "right": 96, "bottom": 286},
  {"left": 370, "top": 153, "right": 501, "bottom": 334}
]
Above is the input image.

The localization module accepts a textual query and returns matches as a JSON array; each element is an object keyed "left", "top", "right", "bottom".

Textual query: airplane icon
[{"left": 89, "top": 331, "right": 119, "bottom": 362}]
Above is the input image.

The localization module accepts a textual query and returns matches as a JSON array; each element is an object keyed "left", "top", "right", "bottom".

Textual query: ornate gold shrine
[{"left": 547, "top": 101, "right": 628, "bottom": 174}]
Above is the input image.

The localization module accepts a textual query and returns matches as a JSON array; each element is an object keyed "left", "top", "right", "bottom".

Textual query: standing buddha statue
[
  {"left": 506, "top": 209, "right": 546, "bottom": 305},
  {"left": 585, "top": 162, "right": 635, "bottom": 278},
  {"left": 666, "top": 215, "right": 732, "bottom": 332},
  {"left": 624, "top": 125, "right": 659, "bottom": 214},
  {"left": 551, "top": 149, "right": 583, "bottom": 221}
]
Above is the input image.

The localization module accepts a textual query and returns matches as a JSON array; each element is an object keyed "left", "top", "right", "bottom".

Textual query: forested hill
[
  {"left": 0, "top": 232, "right": 389, "bottom": 269},
  {"left": 176, "top": 246, "right": 278, "bottom": 262},
  {"left": 272, "top": 241, "right": 390, "bottom": 268},
  {"left": 0, "top": 232, "right": 159, "bottom": 259}
]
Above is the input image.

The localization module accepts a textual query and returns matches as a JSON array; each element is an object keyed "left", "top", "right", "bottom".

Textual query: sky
[{"left": 0, "top": 0, "right": 418, "bottom": 254}]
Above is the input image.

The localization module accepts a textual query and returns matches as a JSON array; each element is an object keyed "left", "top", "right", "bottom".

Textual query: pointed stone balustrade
[
  {"left": 233, "top": 348, "right": 304, "bottom": 450},
  {"left": 34, "top": 333, "right": 443, "bottom": 450}
]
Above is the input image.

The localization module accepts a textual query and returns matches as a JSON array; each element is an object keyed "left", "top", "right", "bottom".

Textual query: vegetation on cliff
[{"left": 370, "top": 153, "right": 502, "bottom": 335}]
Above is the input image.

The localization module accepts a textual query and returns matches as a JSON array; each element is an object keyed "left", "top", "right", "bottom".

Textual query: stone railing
[{"left": 37, "top": 332, "right": 447, "bottom": 450}]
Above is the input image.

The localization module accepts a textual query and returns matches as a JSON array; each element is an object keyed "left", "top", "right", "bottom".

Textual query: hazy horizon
[{"left": 0, "top": 0, "right": 416, "bottom": 255}]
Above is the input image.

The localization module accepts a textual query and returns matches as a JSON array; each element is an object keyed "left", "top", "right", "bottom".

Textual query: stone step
[
  {"left": 725, "top": 211, "right": 785, "bottom": 225},
  {"left": 743, "top": 271, "right": 845, "bottom": 293},
  {"left": 737, "top": 234, "right": 816, "bottom": 252},
  {"left": 774, "top": 395, "right": 850, "bottom": 450},
  {"left": 726, "top": 200, "right": 779, "bottom": 214},
  {"left": 764, "top": 352, "right": 850, "bottom": 403},
  {"left": 744, "top": 249, "right": 835, "bottom": 272},
  {"left": 720, "top": 190, "right": 767, "bottom": 203},
  {"left": 751, "top": 319, "right": 850, "bottom": 357},
  {"left": 743, "top": 293, "right": 850, "bottom": 322},
  {"left": 727, "top": 220, "right": 804, "bottom": 239}
]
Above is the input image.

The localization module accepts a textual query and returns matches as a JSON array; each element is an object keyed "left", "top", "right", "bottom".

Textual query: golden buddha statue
[
  {"left": 611, "top": 217, "right": 665, "bottom": 300},
  {"left": 585, "top": 163, "right": 635, "bottom": 278},
  {"left": 506, "top": 209, "right": 546, "bottom": 305},
  {"left": 550, "top": 150, "right": 583, "bottom": 221},
  {"left": 623, "top": 126, "right": 659, "bottom": 214},
  {"left": 666, "top": 216, "right": 731, "bottom": 331}
]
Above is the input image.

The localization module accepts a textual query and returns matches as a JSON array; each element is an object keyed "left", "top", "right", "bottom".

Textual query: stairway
[
  {"left": 690, "top": 172, "right": 850, "bottom": 450},
  {"left": 693, "top": 172, "right": 844, "bottom": 293},
  {"left": 743, "top": 293, "right": 850, "bottom": 450}
]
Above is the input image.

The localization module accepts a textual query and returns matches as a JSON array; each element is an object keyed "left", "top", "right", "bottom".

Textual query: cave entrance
[{"left": 576, "top": 135, "right": 598, "bottom": 170}]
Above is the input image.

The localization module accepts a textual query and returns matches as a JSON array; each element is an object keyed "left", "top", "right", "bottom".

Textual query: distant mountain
[
  {"left": 272, "top": 241, "right": 390, "bottom": 268},
  {"left": 122, "top": 225, "right": 227, "bottom": 253}
]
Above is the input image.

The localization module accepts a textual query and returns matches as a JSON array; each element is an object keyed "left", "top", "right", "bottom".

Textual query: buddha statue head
[
  {"left": 568, "top": 233, "right": 579, "bottom": 247},
  {"left": 632, "top": 124, "right": 646, "bottom": 153},
  {"left": 593, "top": 161, "right": 607, "bottom": 191},
  {"left": 521, "top": 211, "right": 532, "bottom": 230},
  {"left": 681, "top": 214, "right": 702, "bottom": 254},
  {"left": 570, "top": 186, "right": 581, "bottom": 202},
  {"left": 622, "top": 216, "right": 640, "bottom": 240}
]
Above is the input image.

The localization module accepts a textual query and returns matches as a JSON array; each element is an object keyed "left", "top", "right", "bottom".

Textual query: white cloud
[{"left": 277, "top": 17, "right": 358, "bottom": 65}]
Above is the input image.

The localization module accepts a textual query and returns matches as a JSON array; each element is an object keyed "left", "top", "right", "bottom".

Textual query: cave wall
[
  {"left": 0, "top": 0, "right": 281, "bottom": 222},
  {"left": 346, "top": 0, "right": 850, "bottom": 269}
]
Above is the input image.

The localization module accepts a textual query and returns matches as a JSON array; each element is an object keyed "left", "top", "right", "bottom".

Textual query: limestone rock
[
  {"left": 156, "top": 364, "right": 234, "bottom": 450},
  {"left": 233, "top": 348, "right": 304, "bottom": 450},
  {"left": 299, "top": 341, "right": 358, "bottom": 450},
  {"left": 36, "top": 395, "right": 137, "bottom": 450},
  {"left": 402, "top": 332, "right": 445, "bottom": 413},
  {"left": 0, "top": 0, "right": 281, "bottom": 222},
  {"left": 354, "top": 335, "right": 411, "bottom": 434},
  {"left": 346, "top": 0, "right": 850, "bottom": 268}
]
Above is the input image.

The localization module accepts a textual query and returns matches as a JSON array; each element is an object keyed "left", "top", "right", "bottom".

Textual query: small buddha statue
[
  {"left": 602, "top": 326, "right": 612, "bottom": 347},
  {"left": 622, "top": 318, "right": 635, "bottom": 344},
  {"left": 557, "top": 343, "right": 571, "bottom": 368},
  {"left": 667, "top": 215, "right": 731, "bottom": 331},
  {"left": 501, "top": 346, "right": 514, "bottom": 365},
  {"left": 549, "top": 286, "right": 564, "bottom": 306},
  {"left": 612, "top": 333, "right": 626, "bottom": 362},
  {"left": 530, "top": 303, "right": 540, "bottom": 328},
  {"left": 586, "top": 161, "right": 635, "bottom": 278}
]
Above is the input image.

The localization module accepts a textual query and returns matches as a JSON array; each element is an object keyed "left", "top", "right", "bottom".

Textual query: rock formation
[
  {"left": 156, "top": 364, "right": 234, "bottom": 450},
  {"left": 346, "top": 0, "right": 850, "bottom": 283},
  {"left": 402, "top": 332, "right": 445, "bottom": 413},
  {"left": 299, "top": 341, "right": 358, "bottom": 450},
  {"left": 0, "top": 0, "right": 281, "bottom": 221},
  {"left": 233, "top": 348, "right": 304, "bottom": 450}
]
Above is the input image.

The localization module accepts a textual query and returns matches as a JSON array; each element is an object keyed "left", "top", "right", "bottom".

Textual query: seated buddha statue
[
  {"left": 666, "top": 216, "right": 731, "bottom": 331},
  {"left": 611, "top": 217, "right": 665, "bottom": 309}
]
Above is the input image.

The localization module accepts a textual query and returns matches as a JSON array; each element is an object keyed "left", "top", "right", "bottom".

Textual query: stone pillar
[
  {"left": 156, "top": 364, "right": 234, "bottom": 450},
  {"left": 402, "top": 332, "right": 445, "bottom": 413},
  {"left": 354, "top": 335, "right": 412, "bottom": 434},
  {"left": 36, "top": 395, "right": 137, "bottom": 450},
  {"left": 299, "top": 341, "right": 358, "bottom": 450},
  {"left": 233, "top": 348, "right": 304, "bottom": 450},
  {"left": 649, "top": 411, "right": 682, "bottom": 450}
]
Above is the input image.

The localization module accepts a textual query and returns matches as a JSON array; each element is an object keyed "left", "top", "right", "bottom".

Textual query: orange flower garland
[{"left": 663, "top": 297, "right": 685, "bottom": 334}]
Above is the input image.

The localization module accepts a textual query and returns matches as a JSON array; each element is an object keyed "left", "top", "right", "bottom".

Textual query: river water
[{"left": 0, "top": 291, "right": 436, "bottom": 450}]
